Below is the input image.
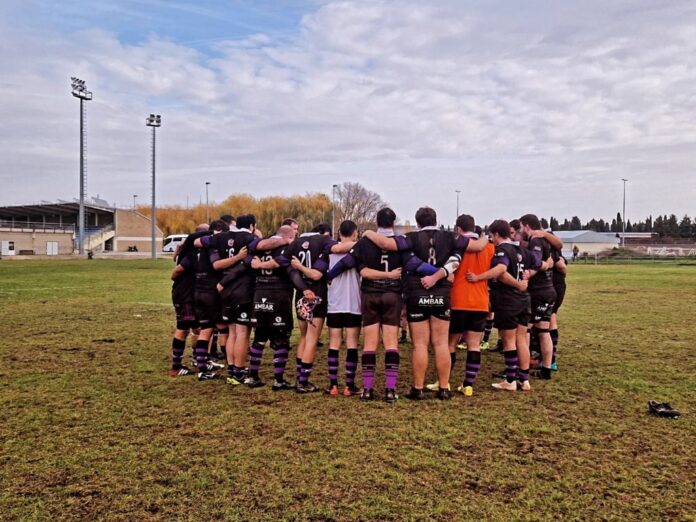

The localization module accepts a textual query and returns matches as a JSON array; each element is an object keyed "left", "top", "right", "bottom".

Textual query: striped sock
[
  {"left": 385, "top": 348, "right": 399, "bottom": 390},
  {"left": 503, "top": 350, "right": 518, "bottom": 383},
  {"left": 362, "top": 352, "right": 376, "bottom": 390},
  {"left": 194, "top": 339, "right": 209, "bottom": 372},
  {"left": 272, "top": 340, "right": 289, "bottom": 383},
  {"left": 172, "top": 338, "right": 186, "bottom": 370},
  {"left": 299, "top": 362, "right": 313, "bottom": 384},
  {"left": 463, "top": 350, "right": 481, "bottom": 386},
  {"left": 518, "top": 366, "right": 530, "bottom": 383},
  {"left": 345, "top": 348, "right": 358, "bottom": 387},
  {"left": 328, "top": 348, "right": 340, "bottom": 386},
  {"left": 249, "top": 341, "right": 264, "bottom": 379},
  {"left": 550, "top": 329, "right": 559, "bottom": 364}
]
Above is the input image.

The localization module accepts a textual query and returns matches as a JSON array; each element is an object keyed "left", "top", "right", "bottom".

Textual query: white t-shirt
[{"left": 328, "top": 252, "right": 361, "bottom": 315}]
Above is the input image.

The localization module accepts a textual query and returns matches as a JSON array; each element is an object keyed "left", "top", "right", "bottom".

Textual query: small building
[
  {"left": 0, "top": 199, "right": 163, "bottom": 256},
  {"left": 553, "top": 230, "right": 619, "bottom": 257}
]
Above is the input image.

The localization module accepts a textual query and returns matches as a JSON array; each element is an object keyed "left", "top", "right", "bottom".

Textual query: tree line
[{"left": 543, "top": 213, "right": 696, "bottom": 238}]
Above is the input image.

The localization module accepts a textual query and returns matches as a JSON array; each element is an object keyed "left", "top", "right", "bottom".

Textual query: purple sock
[
  {"left": 194, "top": 339, "right": 209, "bottom": 372},
  {"left": 503, "top": 350, "right": 518, "bottom": 383},
  {"left": 249, "top": 341, "right": 264, "bottom": 379},
  {"left": 328, "top": 348, "right": 340, "bottom": 386},
  {"left": 172, "top": 338, "right": 186, "bottom": 370},
  {"left": 299, "top": 362, "right": 313, "bottom": 384},
  {"left": 345, "top": 348, "right": 358, "bottom": 387},
  {"left": 384, "top": 348, "right": 399, "bottom": 390},
  {"left": 463, "top": 350, "right": 481, "bottom": 386},
  {"left": 362, "top": 351, "right": 376, "bottom": 390},
  {"left": 272, "top": 339, "right": 289, "bottom": 382}
]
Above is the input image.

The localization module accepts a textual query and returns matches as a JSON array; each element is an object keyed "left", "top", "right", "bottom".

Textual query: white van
[{"left": 162, "top": 234, "right": 188, "bottom": 253}]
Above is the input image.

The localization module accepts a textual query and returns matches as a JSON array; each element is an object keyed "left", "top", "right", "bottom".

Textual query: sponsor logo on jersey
[
  {"left": 418, "top": 295, "right": 445, "bottom": 306},
  {"left": 240, "top": 312, "right": 248, "bottom": 319},
  {"left": 228, "top": 239, "right": 234, "bottom": 247},
  {"left": 254, "top": 298, "right": 275, "bottom": 312},
  {"left": 275, "top": 316, "right": 283, "bottom": 324},
  {"left": 302, "top": 241, "right": 310, "bottom": 249}
]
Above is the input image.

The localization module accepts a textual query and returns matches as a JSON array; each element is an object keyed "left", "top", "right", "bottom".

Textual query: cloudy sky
[{"left": 1, "top": 0, "right": 695, "bottom": 226}]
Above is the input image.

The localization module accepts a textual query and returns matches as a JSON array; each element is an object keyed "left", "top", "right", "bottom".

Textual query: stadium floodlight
[
  {"left": 146, "top": 114, "right": 162, "bottom": 259},
  {"left": 70, "top": 77, "right": 93, "bottom": 255},
  {"left": 332, "top": 184, "right": 339, "bottom": 238},
  {"left": 455, "top": 190, "right": 461, "bottom": 221},
  {"left": 205, "top": 181, "right": 211, "bottom": 223},
  {"left": 621, "top": 178, "right": 628, "bottom": 247}
]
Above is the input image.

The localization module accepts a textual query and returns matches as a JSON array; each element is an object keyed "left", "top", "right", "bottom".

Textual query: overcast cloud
[{"left": 1, "top": 0, "right": 695, "bottom": 226}]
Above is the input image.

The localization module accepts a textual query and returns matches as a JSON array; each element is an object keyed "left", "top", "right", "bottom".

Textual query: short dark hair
[
  {"left": 509, "top": 219, "right": 521, "bottom": 231},
  {"left": 376, "top": 207, "right": 397, "bottom": 228},
  {"left": 489, "top": 219, "right": 510, "bottom": 238},
  {"left": 219, "top": 214, "right": 235, "bottom": 225},
  {"left": 415, "top": 207, "right": 437, "bottom": 228},
  {"left": 281, "top": 218, "right": 297, "bottom": 227},
  {"left": 312, "top": 223, "right": 331, "bottom": 235},
  {"left": 456, "top": 214, "right": 475, "bottom": 233},
  {"left": 209, "top": 219, "right": 229, "bottom": 233},
  {"left": 236, "top": 214, "right": 256, "bottom": 230},
  {"left": 339, "top": 220, "right": 358, "bottom": 238},
  {"left": 520, "top": 214, "right": 541, "bottom": 230},
  {"left": 474, "top": 225, "right": 483, "bottom": 236}
]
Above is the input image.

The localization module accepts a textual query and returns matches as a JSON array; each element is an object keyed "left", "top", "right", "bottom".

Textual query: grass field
[{"left": 1, "top": 260, "right": 695, "bottom": 521}]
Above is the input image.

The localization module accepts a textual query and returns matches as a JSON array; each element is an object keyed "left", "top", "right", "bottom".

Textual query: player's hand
[
  {"left": 291, "top": 257, "right": 303, "bottom": 270},
  {"left": 250, "top": 256, "right": 262, "bottom": 269},
  {"left": 465, "top": 271, "right": 478, "bottom": 282},
  {"left": 523, "top": 270, "right": 531, "bottom": 280},
  {"left": 420, "top": 274, "right": 437, "bottom": 289},
  {"left": 234, "top": 246, "right": 248, "bottom": 261},
  {"left": 447, "top": 273, "right": 455, "bottom": 283},
  {"left": 388, "top": 267, "right": 402, "bottom": 279},
  {"left": 216, "top": 283, "right": 224, "bottom": 293},
  {"left": 303, "top": 289, "right": 316, "bottom": 301},
  {"left": 517, "top": 279, "right": 528, "bottom": 292}
]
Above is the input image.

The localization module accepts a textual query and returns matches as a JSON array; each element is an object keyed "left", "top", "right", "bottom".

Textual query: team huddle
[{"left": 168, "top": 206, "right": 567, "bottom": 402}]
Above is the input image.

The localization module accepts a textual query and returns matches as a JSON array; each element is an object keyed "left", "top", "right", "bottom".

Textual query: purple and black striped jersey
[
  {"left": 202, "top": 229, "right": 261, "bottom": 302},
  {"left": 254, "top": 244, "right": 292, "bottom": 293},
  {"left": 280, "top": 233, "right": 335, "bottom": 294},
  {"left": 526, "top": 237, "right": 553, "bottom": 291}
]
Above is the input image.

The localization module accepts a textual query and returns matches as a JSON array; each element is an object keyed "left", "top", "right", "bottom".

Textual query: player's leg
[
  {"left": 344, "top": 324, "right": 360, "bottom": 396},
  {"left": 492, "top": 328, "right": 517, "bottom": 391},
  {"left": 382, "top": 323, "right": 400, "bottom": 403},
  {"left": 360, "top": 323, "right": 380, "bottom": 401},
  {"left": 481, "top": 312, "right": 494, "bottom": 349},
  {"left": 408, "top": 320, "right": 430, "bottom": 392},
  {"left": 430, "top": 315, "right": 452, "bottom": 400},
  {"left": 296, "top": 319, "right": 308, "bottom": 382},
  {"left": 246, "top": 325, "right": 269, "bottom": 387},
  {"left": 550, "top": 312, "right": 559, "bottom": 371},
  {"left": 170, "top": 323, "right": 192, "bottom": 376},
  {"left": 270, "top": 330, "right": 293, "bottom": 390},
  {"left": 296, "top": 317, "right": 325, "bottom": 393},
  {"left": 516, "top": 323, "right": 531, "bottom": 390},
  {"left": 326, "top": 324, "right": 343, "bottom": 395}
]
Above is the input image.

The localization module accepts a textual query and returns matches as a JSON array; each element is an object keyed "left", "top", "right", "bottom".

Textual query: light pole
[
  {"left": 205, "top": 181, "right": 211, "bottom": 223},
  {"left": 133, "top": 194, "right": 138, "bottom": 210},
  {"left": 455, "top": 190, "right": 461, "bottom": 221},
  {"left": 621, "top": 178, "right": 628, "bottom": 248},
  {"left": 332, "top": 184, "right": 338, "bottom": 237},
  {"left": 70, "top": 77, "right": 92, "bottom": 255},
  {"left": 146, "top": 114, "right": 162, "bottom": 259}
]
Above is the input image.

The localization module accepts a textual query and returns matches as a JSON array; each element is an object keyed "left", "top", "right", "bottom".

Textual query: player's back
[
  {"left": 453, "top": 240, "right": 494, "bottom": 311},
  {"left": 526, "top": 237, "right": 553, "bottom": 291},
  {"left": 255, "top": 244, "right": 291, "bottom": 293},
  {"left": 403, "top": 229, "right": 455, "bottom": 290},
  {"left": 353, "top": 236, "right": 403, "bottom": 293},
  {"left": 328, "top": 252, "right": 361, "bottom": 314}
]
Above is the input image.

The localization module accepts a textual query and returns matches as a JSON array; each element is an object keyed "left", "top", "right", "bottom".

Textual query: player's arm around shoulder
[{"left": 363, "top": 230, "right": 399, "bottom": 251}]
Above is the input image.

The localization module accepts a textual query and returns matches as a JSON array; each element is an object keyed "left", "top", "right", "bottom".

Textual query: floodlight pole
[
  {"left": 332, "top": 184, "right": 338, "bottom": 237},
  {"left": 133, "top": 194, "right": 138, "bottom": 210},
  {"left": 71, "top": 77, "right": 92, "bottom": 255},
  {"left": 205, "top": 181, "right": 211, "bottom": 223},
  {"left": 146, "top": 114, "right": 162, "bottom": 259},
  {"left": 455, "top": 190, "right": 461, "bottom": 221},
  {"left": 621, "top": 179, "right": 628, "bottom": 247}
]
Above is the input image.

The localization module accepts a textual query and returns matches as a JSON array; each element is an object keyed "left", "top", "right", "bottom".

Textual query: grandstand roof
[
  {"left": 0, "top": 199, "right": 115, "bottom": 219},
  {"left": 553, "top": 230, "right": 618, "bottom": 243}
]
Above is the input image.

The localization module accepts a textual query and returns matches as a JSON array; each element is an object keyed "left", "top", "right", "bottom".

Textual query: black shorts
[
  {"left": 222, "top": 301, "right": 253, "bottom": 325},
  {"left": 530, "top": 289, "right": 557, "bottom": 324},
  {"left": 406, "top": 292, "right": 451, "bottom": 323},
  {"left": 361, "top": 292, "right": 402, "bottom": 327},
  {"left": 173, "top": 301, "right": 198, "bottom": 330},
  {"left": 552, "top": 283, "right": 566, "bottom": 313},
  {"left": 252, "top": 292, "right": 293, "bottom": 330},
  {"left": 294, "top": 292, "right": 328, "bottom": 320},
  {"left": 327, "top": 312, "right": 362, "bottom": 329},
  {"left": 195, "top": 290, "right": 221, "bottom": 328},
  {"left": 493, "top": 293, "right": 530, "bottom": 330},
  {"left": 449, "top": 310, "right": 487, "bottom": 334}
]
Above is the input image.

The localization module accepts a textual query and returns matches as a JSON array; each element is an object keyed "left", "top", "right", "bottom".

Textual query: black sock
[{"left": 450, "top": 351, "right": 457, "bottom": 371}]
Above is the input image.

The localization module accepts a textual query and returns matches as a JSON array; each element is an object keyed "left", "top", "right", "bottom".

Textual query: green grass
[{"left": 1, "top": 260, "right": 695, "bottom": 521}]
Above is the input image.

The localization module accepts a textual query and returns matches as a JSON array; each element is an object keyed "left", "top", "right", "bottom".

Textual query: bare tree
[{"left": 334, "top": 182, "right": 388, "bottom": 230}]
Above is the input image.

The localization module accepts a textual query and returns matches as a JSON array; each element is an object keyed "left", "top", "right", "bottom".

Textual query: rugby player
[
  {"left": 327, "top": 208, "right": 441, "bottom": 403},
  {"left": 191, "top": 219, "right": 231, "bottom": 380},
  {"left": 169, "top": 223, "right": 208, "bottom": 376},
  {"left": 325, "top": 220, "right": 361, "bottom": 396},
  {"left": 466, "top": 220, "right": 531, "bottom": 391},
  {"left": 362, "top": 207, "right": 487, "bottom": 400},
  {"left": 281, "top": 218, "right": 299, "bottom": 238},
  {"left": 519, "top": 214, "right": 557, "bottom": 380},
  {"left": 550, "top": 245, "right": 567, "bottom": 371}
]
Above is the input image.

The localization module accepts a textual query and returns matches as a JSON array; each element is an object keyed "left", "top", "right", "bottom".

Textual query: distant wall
[
  {"left": 113, "top": 209, "right": 163, "bottom": 252},
  {"left": 0, "top": 229, "right": 74, "bottom": 255}
]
